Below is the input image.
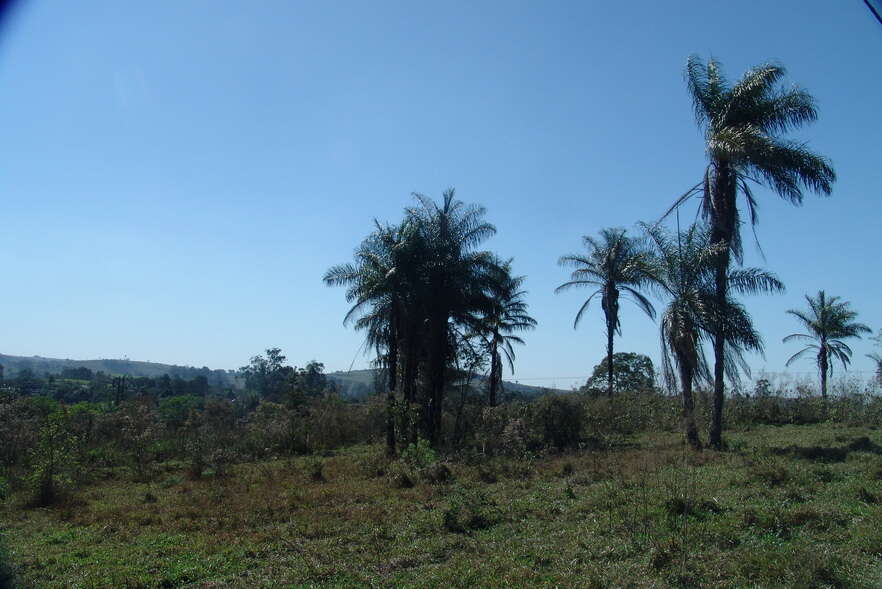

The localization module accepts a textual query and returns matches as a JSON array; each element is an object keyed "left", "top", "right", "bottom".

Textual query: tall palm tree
[
  {"left": 643, "top": 222, "right": 783, "bottom": 448},
  {"left": 405, "top": 188, "right": 497, "bottom": 444},
  {"left": 556, "top": 228, "right": 656, "bottom": 397},
  {"left": 323, "top": 219, "right": 422, "bottom": 455},
  {"left": 481, "top": 259, "right": 537, "bottom": 406},
  {"left": 669, "top": 56, "right": 836, "bottom": 448},
  {"left": 784, "top": 291, "right": 870, "bottom": 398}
]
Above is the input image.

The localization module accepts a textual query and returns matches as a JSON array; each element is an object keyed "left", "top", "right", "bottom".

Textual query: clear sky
[{"left": 0, "top": 1, "right": 879, "bottom": 388}]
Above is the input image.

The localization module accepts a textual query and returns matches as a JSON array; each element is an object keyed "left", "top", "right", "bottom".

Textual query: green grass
[{"left": 2, "top": 423, "right": 882, "bottom": 587}]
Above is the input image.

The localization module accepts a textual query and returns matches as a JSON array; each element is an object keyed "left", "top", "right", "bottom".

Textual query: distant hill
[
  {"left": 0, "top": 353, "right": 565, "bottom": 399},
  {"left": 0, "top": 353, "right": 239, "bottom": 388},
  {"left": 326, "top": 369, "right": 566, "bottom": 399}
]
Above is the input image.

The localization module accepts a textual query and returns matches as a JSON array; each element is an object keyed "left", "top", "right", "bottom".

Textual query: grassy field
[{"left": 2, "top": 423, "right": 882, "bottom": 588}]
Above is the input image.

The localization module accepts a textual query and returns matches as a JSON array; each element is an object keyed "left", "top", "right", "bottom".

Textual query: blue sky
[{"left": 0, "top": 1, "right": 879, "bottom": 388}]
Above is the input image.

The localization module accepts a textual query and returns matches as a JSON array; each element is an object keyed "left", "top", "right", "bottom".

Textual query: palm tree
[
  {"left": 481, "top": 259, "right": 537, "bottom": 406},
  {"left": 556, "top": 228, "right": 656, "bottom": 397},
  {"left": 323, "top": 219, "right": 422, "bottom": 455},
  {"left": 405, "top": 188, "right": 497, "bottom": 444},
  {"left": 784, "top": 291, "right": 870, "bottom": 398},
  {"left": 643, "top": 222, "right": 783, "bottom": 448},
  {"left": 669, "top": 56, "right": 836, "bottom": 448}
]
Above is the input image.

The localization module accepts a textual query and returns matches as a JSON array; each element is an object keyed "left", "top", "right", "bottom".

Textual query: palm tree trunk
[
  {"left": 401, "top": 334, "right": 419, "bottom": 445},
  {"left": 606, "top": 323, "right": 615, "bottom": 398},
  {"left": 385, "top": 332, "right": 398, "bottom": 457},
  {"left": 488, "top": 342, "right": 499, "bottom": 407},
  {"left": 709, "top": 327, "right": 726, "bottom": 449},
  {"left": 426, "top": 320, "right": 447, "bottom": 446},
  {"left": 708, "top": 163, "right": 735, "bottom": 450},
  {"left": 819, "top": 347, "right": 828, "bottom": 399},
  {"left": 679, "top": 362, "right": 701, "bottom": 449}
]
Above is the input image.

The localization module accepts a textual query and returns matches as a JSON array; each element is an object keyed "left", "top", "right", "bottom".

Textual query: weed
[
  {"left": 420, "top": 462, "right": 453, "bottom": 485},
  {"left": 305, "top": 457, "right": 325, "bottom": 483},
  {"left": 857, "top": 485, "right": 878, "bottom": 504},
  {"left": 441, "top": 486, "right": 499, "bottom": 533},
  {"left": 560, "top": 461, "right": 575, "bottom": 477}
]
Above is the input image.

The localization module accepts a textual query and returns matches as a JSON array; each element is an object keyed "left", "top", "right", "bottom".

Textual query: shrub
[
  {"left": 387, "top": 462, "right": 415, "bottom": 489},
  {"left": 400, "top": 438, "right": 438, "bottom": 470},
  {"left": 533, "top": 394, "right": 584, "bottom": 449},
  {"left": 306, "top": 457, "right": 325, "bottom": 482},
  {"left": 500, "top": 418, "right": 530, "bottom": 457},
  {"left": 120, "top": 399, "right": 163, "bottom": 481},
  {"left": 441, "top": 486, "right": 499, "bottom": 533},
  {"left": 359, "top": 451, "right": 390, "bottom": 479},
  {"left": 27, "top": 412, "right": 81, "bottom": 506},
  {"left": 206, "top": 447, "right": 237, "bottom": 478},
  {"left": 421, "top": 462, "right": 453, "bottom": 484}
]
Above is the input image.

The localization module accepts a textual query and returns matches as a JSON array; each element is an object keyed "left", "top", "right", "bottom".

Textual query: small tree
[
  {"left": 584, "top": 353, "right": 655, "bottom": 394},
  {"left": 28, "top": 412, "right": 80, "bottom": 505},
  {"left": 120, "top": 398, "right": 163, "bottom": 481}
]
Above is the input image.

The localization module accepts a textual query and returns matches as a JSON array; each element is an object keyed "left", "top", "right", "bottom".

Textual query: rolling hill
[{"left": 0, "top": 353, "right": 566, "bottom": 399}]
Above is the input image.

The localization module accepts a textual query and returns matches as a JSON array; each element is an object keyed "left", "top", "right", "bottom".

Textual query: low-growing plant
[
  {"left": 306, "top": 456, "right": 325, "bottom": 482},
  {"left": 400, "top": 438, "right": 438, "bottom": 470},
  {"left": 420, "top": 462, "right": 453, "bottom": 484},
  {"left": 441, "top": 486, "right": 499, "bottom": 533},
  {"left": 387, "top": 462, "right": 415, "bottom": 489}
]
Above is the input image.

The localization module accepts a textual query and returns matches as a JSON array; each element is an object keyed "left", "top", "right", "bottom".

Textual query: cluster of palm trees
[
  {"left": 324, "top": 190, "right": 536, "bottom": 454},
  {"left": 328, "top": 55, "right": 875, "bottom": 453},
  {"left": 556, "top": 55, "right": 847, "bottom": 449},
  {"left": 556, "top": 224, "right": 783, "bottom": 449}
]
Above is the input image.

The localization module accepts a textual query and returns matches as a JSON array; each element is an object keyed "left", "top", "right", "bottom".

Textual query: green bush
[
  {"left": 533, "top": 394, "right": 584, "bottom": 449},
  {"left": 400, "top": 438, "right": 438, "bottom": 470}
]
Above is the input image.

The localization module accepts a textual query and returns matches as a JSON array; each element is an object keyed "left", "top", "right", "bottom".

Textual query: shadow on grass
[{"left": 769, "top": 436, "right": 882, "bottom": 463}]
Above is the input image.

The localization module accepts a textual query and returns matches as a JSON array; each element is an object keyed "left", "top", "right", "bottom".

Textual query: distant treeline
[{"left": 0, "top": 353, "right": 237, "bottom": 388}]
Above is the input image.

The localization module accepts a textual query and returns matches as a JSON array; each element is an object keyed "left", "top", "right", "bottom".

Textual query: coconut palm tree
[
  {"left": 556, "top": 228, "right": 656, "bottom": 397},
  {"left": 480, "top": 258, "right": 537, "bottom": 406},
  {"left": 784, "top": 291, "right": 870, "bottom": 398},
  {"left": 642, "top": 222, "right": 783, "bottom": 448},
  {"left": 668, "top": 56, "right": 836, "bottom": 448}
]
